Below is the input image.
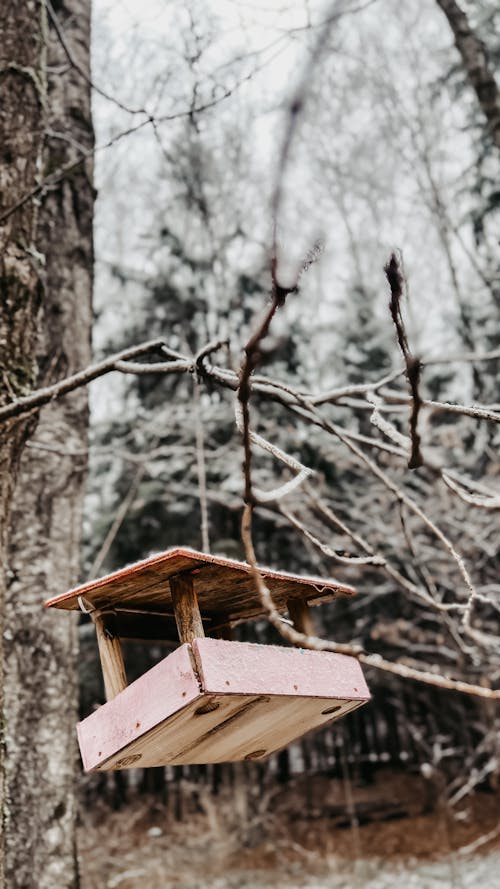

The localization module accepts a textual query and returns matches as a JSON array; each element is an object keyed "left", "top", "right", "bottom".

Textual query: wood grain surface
[
  {"left": 44, "top": 547, "right": 356, "bottom": 641},
  {"left": 77, "top": 639, "right": 369, "bottom": 770}
]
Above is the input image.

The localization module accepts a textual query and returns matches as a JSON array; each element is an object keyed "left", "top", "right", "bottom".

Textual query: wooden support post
[
  {"left": 92, "top": 613, "right": 128, "bottom": 701},
  {"left": 170, "top": 573, "right": 205, "bottom": 644},
  {"left": 287, "top": 597, "right": 316, "bottom": 637}
]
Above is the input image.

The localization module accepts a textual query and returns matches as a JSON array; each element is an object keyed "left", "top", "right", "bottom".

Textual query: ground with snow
[
  {"left": 173, "top": 853, "right": 500, "bottom": 889},
  {"left": 80, "top": 774, "right": 500, "bottom": 889}
]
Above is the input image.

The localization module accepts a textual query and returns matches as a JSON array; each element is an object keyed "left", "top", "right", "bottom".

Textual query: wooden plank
[
  {"left": 170, "top": 695, "right": 360, "bottom": 766},
  {"left": 44, "top": 548, "right": 356, "bottom": 633},
  {"left": 77, "top": 643, "right": 202, "bottom": 771},
  {"left": 77, "top": 639, "right": 370, "bottom": 770},
  {"left": 93, "top": 612, "right": 127, "bottom": 701},
  {"left": 287, "top": 596, "right": 315, "bottom": 636},
  {"left": 93, "top": 694, "right": 362, "bottom": 769},
  {"left": 169, "top": 573, "right": 205, "bottom": 644},
  {"left": 192, "top": 638, "right": 370, "bottom": 700},
  {"left": 102, "top": 694, "right": 260, "bottom": 769}
]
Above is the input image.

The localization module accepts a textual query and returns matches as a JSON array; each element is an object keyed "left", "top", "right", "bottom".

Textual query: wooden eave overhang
[{"left": 44, "top": 547, "right": 356, "bottom": 641}]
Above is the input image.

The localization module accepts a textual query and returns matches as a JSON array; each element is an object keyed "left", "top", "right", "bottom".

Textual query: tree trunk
[
  {"left": 435, "top": 0, "right": 500, "bottom": 152},
  {"left": 0, "top": 2, "right": 94, "bottom": 887}
]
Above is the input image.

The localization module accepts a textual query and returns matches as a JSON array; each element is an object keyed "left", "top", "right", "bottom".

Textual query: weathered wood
[
  {"left": 287, "top": 596, "right": 316, "bottom": 636},
  {"left": 170, "top": 574, "right": 205, "bottom": 644},
  {"left": 77, "top": 638, "right": 370, "bottom": 770},
  {"left": 44, "top": 548, "right": 356, "bottom": 642},
  {"left": 92, "top": 613, "right": 128, "bottom": 701},
  {"left": 77, "top": 644, "right": 202, "bottom": 770}
]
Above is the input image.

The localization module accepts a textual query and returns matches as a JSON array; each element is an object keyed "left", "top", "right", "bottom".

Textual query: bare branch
[
  {"left": 113, "top": 358, "right": 191, "bottom": 375},
  {"left": 46, "top": 0, "right": 149, "bottom": 117},
  {"left": 0, "top": 339, "right": 177, "bottom": 423},
  {"left": 241, "top": 504, "right": 362, "bottom": 655},
  {"left": 254, "top": 469, "right": 313, "bottom": 505},
  {"left": 87, "top": 465, "right": 146, "bottom": 580},
  {"left": 385, "top": 253, "right": 423, "bottom": 468},
  {"left": 234, "top": 400, "right": 314, "bottom": 485},
  {"left": 458, "top": 825, "right": 500, "bottom": 857},
  {"left": 366, "top": 391, "right": 410, "bottom": 449},
  {"left": 308, "top": 367, "right": 403, "bottom": 405},
  {"left": 442, "top": 471, "right": 500, "bottom": 510},
  {"left": 279, "top": 505, "right": 385, "bottom": 566},
  {"left": 242, "top": 502, "right": 500, "bottom": 699},
  {"left": 307, "top": 490, "right": 478, "bottom": 673},
  {"left": 195, "top": 338, "right": 230, "bottom": 373},
  {"left": 274, "top": 385, "right": 482, "bottom": 626},
  {"left": 193, "top": 380, "right": 210, "bottom": 553},
  {"left": 425, "top": 399, "right": 500, "bottom": 423},
  {"left": 343, "top": 389, "right": 500, "bottom": 424}
]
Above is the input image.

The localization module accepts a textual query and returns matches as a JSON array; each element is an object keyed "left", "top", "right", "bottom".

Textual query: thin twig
[
  {"left": 279, "top": 505, "right": 385, "bottom": 566},
  {"left": 242, "top": 503, "right": 500, "bottom": 699},
  {"left": 46, "top": 0, "right": 149, "bottom": 117},
  {"left": 113, "top": 358, "right": 191, "bottom": 375},
  {"left": 0, "top": 34, "right": 312, "bottom": 226},
  {"left": 442, "top": 471, "right": 500, "bottom": 510},
  {"left": 308, "top": 367, "right": 403, "bottom": 405},
  {"left": 287, "top": 394, "right": 481, "bottom": 622},
  {"left": 458, "top": 824, "right": 500, "bottom": 856},
  {"left": 307, "top": 490, "right": 474, "bottom": 662},
  {"left": 235, "top": 224, "right": 497, "bottom": 696},
  {"left": 87, "top": 465, "right": 146, "bottom": 580},
  {"left": 234, "top": 399, "right": 314, "bottom": 501},
  {"left": 385, "top": 253, "right": 423, "bottom": 468},
  {"left": 195, "top": 338, "right": 229, "bottom": 373},
  {"left": 193, "top": 379, "right": 210, "bottom": 552}
]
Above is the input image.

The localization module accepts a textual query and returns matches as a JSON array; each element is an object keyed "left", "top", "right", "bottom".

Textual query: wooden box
[{"left": 78, "top": 638, "right": 369, "bottom": 770}]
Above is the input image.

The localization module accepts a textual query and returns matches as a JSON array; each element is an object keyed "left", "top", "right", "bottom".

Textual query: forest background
[{"left": 1, "top": 1, "right": 499, "bottom": 888}]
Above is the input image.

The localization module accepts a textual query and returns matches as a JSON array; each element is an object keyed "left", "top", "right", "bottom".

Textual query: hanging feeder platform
[{"left": 45, "top": 547, "right": 369, "bottom": 770}]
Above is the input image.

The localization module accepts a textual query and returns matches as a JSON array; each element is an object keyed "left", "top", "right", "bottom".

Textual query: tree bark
[
  {"left": 0, "top": 2, "right": 94, "bottom": 887},
  {"left": 0, "top": 0, "right": 46, "bottom": 539},
  {"left": 435, "top": 0, "right": 500, "bottom": 152}
]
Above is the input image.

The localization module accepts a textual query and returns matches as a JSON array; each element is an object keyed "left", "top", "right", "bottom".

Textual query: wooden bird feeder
[{"left": 45, "top": 548, "right": 369, "bottom": 771}]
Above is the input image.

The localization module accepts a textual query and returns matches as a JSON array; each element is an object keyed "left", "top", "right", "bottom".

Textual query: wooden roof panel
[{"left": 44, "top": 547, "right": 355, "bottom": 637}]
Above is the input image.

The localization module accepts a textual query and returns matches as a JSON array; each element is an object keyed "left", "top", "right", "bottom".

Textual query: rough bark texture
[
  {"left": 0, "top": 1, "right": 45, "bottom": 547},
  {"left": 0, "top": 2, "right": 94, "bottom": 887},
  {"left": 0, "top": 7, "right": 48, "bottom": 885},
  {"left": 436, "top": 0, "right": 500, "bottom": 152}
]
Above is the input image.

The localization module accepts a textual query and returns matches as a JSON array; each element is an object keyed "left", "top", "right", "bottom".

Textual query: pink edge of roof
[{"left": 44, "top": 546, "right": 356, "bottom": 609}]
